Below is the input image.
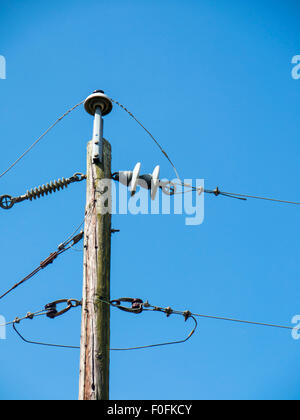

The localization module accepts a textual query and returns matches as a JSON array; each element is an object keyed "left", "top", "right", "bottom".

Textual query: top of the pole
[{"left": 84, "top": 90, "right": 113, "bottom": 116}]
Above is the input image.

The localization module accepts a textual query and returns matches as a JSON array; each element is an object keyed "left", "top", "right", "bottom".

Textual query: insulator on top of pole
[{"left": 84, "top": 90, "right": 113, "bottom": 164}]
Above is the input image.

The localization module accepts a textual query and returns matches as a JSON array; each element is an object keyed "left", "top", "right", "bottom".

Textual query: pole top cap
[{"left": 84, "top": 90, "right": 113, "bottom": 116}]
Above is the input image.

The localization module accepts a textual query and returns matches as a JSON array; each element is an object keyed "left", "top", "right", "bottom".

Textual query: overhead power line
[
  {"left": 108, "top": 297, "right": 300, "bottom": 334},
  {"left": 0, "top": 231, "right": 84, "bottom": 301},
  {"left": 6, "top": 295, "right": 300, "bottom": 353},
  {"left": 112, "top": 98, "right": 299, "bottom": 207},
  {"left": 111, "top": 98, "right": 181, "bottom": 180},
  {"left": 0, "top": 100, "right": 84, "bottom": 180},
  {"left": 2, "top": 298, "right": 82, "bottom": 350},
  {"left": 212, "top": 189, "right": 300, "bottom": 206},
  {"left": 178, "top": 183, "right": 300, "bottom": 206}
]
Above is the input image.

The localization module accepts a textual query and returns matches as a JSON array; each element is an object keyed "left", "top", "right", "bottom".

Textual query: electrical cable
[
  {"left": 9, "top": 297, "right": 300, "bottom": 352},
  {"left": 0, "top": 310, "right": 48, "bottom": 327},
  {"left": 144, "top": 304, "right": 300, "bottom": 332},
  {"left": 173, "top": 181, "right": 300, "bottom": 205},
  {"left": 111, "top": 99, "right": 299, "bottom": 207},
  {"left": 0, "top": 231, "right": 84, "bottom": 301},
  {"left": 111, "top": 98, "right": 180, "bottom": 180},
  {"left": 13, "top": 323, "right": 80, "bottom": 350},
  {"left": 5, "top": 299, "right": 82, "bottom": 349},
  {"left": 0, "top": 100, "right": 84, "bottom": 180}
]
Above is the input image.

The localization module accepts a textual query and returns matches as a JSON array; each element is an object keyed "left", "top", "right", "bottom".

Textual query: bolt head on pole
[{"left": 84, "top": 90, "right": 113, "bottom": 116}]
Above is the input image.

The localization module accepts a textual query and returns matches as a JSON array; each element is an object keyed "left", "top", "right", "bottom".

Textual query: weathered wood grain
[{"left": 79, "top": 139, "right": 112, "bottom": 400}]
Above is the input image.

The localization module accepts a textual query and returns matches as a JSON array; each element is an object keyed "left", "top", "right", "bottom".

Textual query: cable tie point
[
  {"left": 183, "top": 311, "right": 192, "bottom": 321},
  {"left": 165, "top": 307, "right": 173, "bottom": 317},
  {"left": 214, "top": 187, "right": 221, "bottom": 197}
]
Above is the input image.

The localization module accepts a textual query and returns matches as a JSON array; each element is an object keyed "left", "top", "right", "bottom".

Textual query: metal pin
[
  {"left": 84, "top": 90, "right": 113, "bottom": 166},
  {"left": 92, "top": 106, "right": 104, "bottom": 163}
]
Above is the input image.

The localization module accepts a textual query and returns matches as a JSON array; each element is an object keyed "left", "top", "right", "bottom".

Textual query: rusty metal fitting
[
  {"left": 165, "top": 307, "right": 173, "bottom": 317},
  {"left": 183, "top": 310, "right": 192, "bottom": 321},
  {"left": 45, "top": 299, "right": 81, "bottom": 319},
  {"left": 110, "top": 297, "right": 144, "bottom": 314}
]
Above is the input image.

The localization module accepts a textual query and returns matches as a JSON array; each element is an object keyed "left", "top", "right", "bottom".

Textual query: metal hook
[{"left": 0, "top": 195, "right": 15, "bottom": 210}]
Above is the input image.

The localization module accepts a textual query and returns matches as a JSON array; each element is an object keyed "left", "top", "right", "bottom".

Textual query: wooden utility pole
[{"left": 79, "top": 91, "right": 113, "bottom": 400}]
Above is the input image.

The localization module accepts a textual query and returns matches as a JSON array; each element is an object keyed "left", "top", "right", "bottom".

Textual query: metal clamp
[
  {"left": 45, "top": 299, "right": 82, "bottom": 319},
  {"left": 110, "top": 298, "right": 144, "bottom": 314}
]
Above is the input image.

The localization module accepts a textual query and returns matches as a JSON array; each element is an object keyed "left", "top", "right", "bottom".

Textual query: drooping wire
[
  {"left": 11, "top": 298, "right": 197, "bottom": 351},
  {"left": 112, "top": 98, "right": 299, "bottom": 207},
  {"left": 111, "top": 99, "right": 180, "bottom": 180},
  {"left": 10, "top": 297, "right": 300, "bottom": 352},
  {"left": 13, "top": 323, "right": 80, "bottom": 350},
  {"left": 109, "top": 315, "right": 197, "bottom": 351},
  {"left": 0, "top": 100, "right": 84, "bottom": 180},
  {"left": 7, "top": 299, "right": 82, "bottom": 350}
]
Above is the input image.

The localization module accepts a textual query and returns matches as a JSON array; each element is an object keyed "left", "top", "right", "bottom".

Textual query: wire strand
[
  {"left": 189, "top": 312, "right": 298, "bottom": 331},
  {"left": 0, "top": 310, "right": 48, "bottom": 327},
  {"left": 110, "top": 316, "right": 198, "bottom": 351},
  {"left": 0, "top": 232, "right": 84, "bottom": 301},
  {"left": 9, "top": 298, "right": 300, "bottom": 352},
  {"left": 217, "top": 191, "right": 300, "bottom": 206},
  {"left": 145, "top": 304, "right": 300, "bottom": 332},
  {"left": 111, "top": 99, "right": 299, "bottom": 207},
  {"left": 111, "top": 98, "right": 180, "bottom": 180},
  {"left": 173, "top": 181, "right": 300, "bottom": 206},
  {"left": 13, "top": 323, "right": 80, "bottom": 350},
  {"left": 0, "top": 100, "right": 84, "bottom": 180}
]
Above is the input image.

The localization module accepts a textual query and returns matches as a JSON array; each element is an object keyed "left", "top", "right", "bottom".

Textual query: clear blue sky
[{"left": 0, "top": 0, "right": 299, "bottom": 400}]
